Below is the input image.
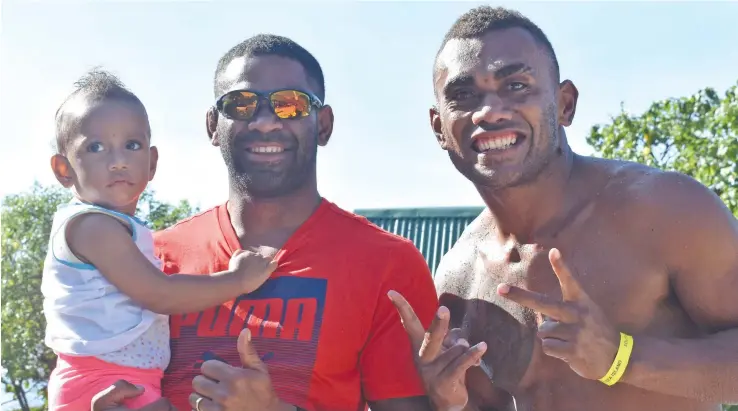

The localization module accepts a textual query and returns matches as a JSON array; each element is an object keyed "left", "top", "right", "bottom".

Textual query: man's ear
[
  {"left": 557, "top": 80, "right": 579, "bottom": 127},
  {"left": 316, "top": 105, "right": 334, "bottom": 147},
  {"left": 430, "top": 105, "right": 449, "bottom": 150},
  {"left": 50, "top": 154, "right": 75, "bottom": 188},
  {"left": 206, "top": 107, "right": 220, "bottom": 146}
]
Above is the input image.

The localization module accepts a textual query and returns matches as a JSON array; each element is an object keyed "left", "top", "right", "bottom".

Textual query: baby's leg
[{"left": 49, "top": 354, "right": 162, "bottom": 410}]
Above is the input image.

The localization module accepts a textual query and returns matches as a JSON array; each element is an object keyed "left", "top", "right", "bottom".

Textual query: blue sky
[
  {"left": 1, "top": 1, "right": 737, "bottom": 408},
  {"left": 1, "top": 1, "right": 737, "bottom": 215}
]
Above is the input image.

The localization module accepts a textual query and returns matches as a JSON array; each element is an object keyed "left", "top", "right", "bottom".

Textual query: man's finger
[
  {"left": 549, "top": 248, "right": 584, "bottom": 301},
  {"left": 387, "top": 290, "right": 426, "bottom": 354},
  {"left": 426, "top": 342, "right": 471, "bottom": 374},
  {"left": 442, "top": 328, "right": 464, "bottom": 349},
  {"left": 200, "top": 359, "right": 234, "bottom": 381},
  {"left": 540, "top": 337, "right": 574, "bottom": 362},
  {"left": 237, "top": 328, "right": 268, "bottom": 372},
  {"left": 91, "top": 380, "right": 143, "bottom": 411},
  {"left": 537, "top": 319, "right": 575, "bottom": 342},
  {"left": 442, "top": 341, "right": 488, "bottom": 381},
  {"left": 192, "top": 374, "right": 226, "bottom": 403},
  {"left": 189, "top": 393, "right": 217, "bottom": 411},
  {"left": 419, "top": 306, "right": 450, "bottom": 364},
  {"left": 497, "top": 284, "right": 578, "bottom": 322}
]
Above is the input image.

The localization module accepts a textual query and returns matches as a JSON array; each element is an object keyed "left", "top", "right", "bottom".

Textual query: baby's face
[{"left": 63, "top": 99, "right": 156, "bottom": 214}]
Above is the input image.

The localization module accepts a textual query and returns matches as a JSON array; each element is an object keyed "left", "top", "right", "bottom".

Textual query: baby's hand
[{"left": 228, "top": 249, "right": 277, "bottom": 293}]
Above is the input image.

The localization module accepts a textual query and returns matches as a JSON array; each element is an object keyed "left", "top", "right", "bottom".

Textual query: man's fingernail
[
  {"left": 497, "top": 284, "right": 511, "bottom": 294},
  {"left": 387, "top": 290, "right": 398, "bottom": 300},
  {"left": 134, "top": 384, "right": 144, "bottom": 391},
  {"left": 437, "top": 306, "right": 449, "bottom": 319},
  {"left": 457, "top": 338, "right": 470, "bottom": 347},
  {"left": 475, "top": 341, "right": 488, "bottom": 351}
]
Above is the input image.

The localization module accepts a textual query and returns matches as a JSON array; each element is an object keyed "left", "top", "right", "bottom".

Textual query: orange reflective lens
[{"left": 217, "top": 89, "right": 320, "bottom": 120}]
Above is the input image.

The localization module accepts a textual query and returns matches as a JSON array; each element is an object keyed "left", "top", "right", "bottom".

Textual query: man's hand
[
  {"left": 91, "top": 380, "right": 176, "bottom": 411},
  {"left": 190, "top": 328, "right": 290, "bottom": 411},
  {"left": 388, "top": 290, "right": 487, "bottom": 411},
  {"left": 497, "top": 248, "right": 620, "bottom": 381}
]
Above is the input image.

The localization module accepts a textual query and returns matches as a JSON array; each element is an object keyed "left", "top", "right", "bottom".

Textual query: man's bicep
[
  {"left": 657, "top": 173, "right": 738, "bottom": 330},
  {"left": 360, "top": 243, "right": 438, "bottom": 402}
]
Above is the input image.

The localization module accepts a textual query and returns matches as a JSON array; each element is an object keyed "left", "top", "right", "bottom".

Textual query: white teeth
[
  {"left": 249, "top": 146, "right": 284, "bottom": 153},
  {"left": 477, "top": 136, "right": 518, "bottom": 152}
]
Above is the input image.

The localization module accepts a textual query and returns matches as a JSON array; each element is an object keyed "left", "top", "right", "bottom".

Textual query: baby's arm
[{"left": 66, "top": 213, "right": 275, "bottom": 315}]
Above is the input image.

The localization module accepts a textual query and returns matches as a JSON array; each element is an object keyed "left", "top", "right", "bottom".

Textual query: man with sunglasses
[
  {"left": 389, "top": 5, "right": 738, "bottom": 411},
  {"left": 91, "top": 34, "right": 439, "bottom": 411}
]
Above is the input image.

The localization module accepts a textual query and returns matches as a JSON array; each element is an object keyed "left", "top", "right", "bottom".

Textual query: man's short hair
[
  {"left": 213, "top": 34, "right": 325, "bottom": 100},
  {"left": 436, "top": 6, "right": 560, "bottom": 81},
  {"left": 54, "top": 68, "right": 147, "bottom": 155}
]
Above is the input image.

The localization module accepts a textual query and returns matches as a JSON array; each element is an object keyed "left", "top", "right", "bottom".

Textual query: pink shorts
[{"left": 48, "top": 354, "right": 163, "bottom": 411}]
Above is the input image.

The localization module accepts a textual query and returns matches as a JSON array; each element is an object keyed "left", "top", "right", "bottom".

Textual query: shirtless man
[{"left": 389, "top": 6, "right": 738, "bottom": 411}]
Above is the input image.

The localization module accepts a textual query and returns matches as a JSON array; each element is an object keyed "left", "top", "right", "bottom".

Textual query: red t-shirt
[{"left": 153, "top": 199, "right": 438, "bottom": 411}]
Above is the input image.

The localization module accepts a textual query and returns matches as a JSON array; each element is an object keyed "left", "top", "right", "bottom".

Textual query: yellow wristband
[{"left": 598, "top": 332, "right": 634, "bottom": 386}]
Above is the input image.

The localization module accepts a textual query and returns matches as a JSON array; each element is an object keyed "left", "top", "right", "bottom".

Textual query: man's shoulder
[
  {"left": 323, "top": 201, "right": 421, "bottom": 252},
  {"left": 435, "top": 210, "right": 491, "bottom": 294},
  {"left": 593, "top": 158, "right": 723, "bottom": 219},
  {"left": 590, "top": 157, "right": 736, "bottom": 256}
]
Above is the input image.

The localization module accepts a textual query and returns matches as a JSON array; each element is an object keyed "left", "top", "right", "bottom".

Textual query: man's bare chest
[{"left": 439, "top": 233, "right": 668, "bottom": 390}]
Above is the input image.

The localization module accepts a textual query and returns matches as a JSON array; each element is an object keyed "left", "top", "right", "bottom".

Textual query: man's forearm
[{"left": 622, "top": 328, "right": 738, "bottom": 403}]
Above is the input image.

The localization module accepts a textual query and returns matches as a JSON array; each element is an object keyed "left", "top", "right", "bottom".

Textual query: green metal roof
[{"left": 355, "top": 207, "right": 484, "bottom": 276}]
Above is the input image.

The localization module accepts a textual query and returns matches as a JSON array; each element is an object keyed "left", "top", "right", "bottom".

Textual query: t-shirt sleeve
[{"left": 360, "top": 241, "right": 439, "bottom": 402}]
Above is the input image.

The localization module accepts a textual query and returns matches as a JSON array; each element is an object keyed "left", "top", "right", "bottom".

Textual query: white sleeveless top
[{"left": 41, "top": 200, "right": 170, "bottom": 370}]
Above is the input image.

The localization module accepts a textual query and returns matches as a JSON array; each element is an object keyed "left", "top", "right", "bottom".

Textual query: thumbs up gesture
[
  {"left": 497, "top": 248, "right": 621, "bottom": 380},
  {"left": 190, "top": 329, "right": 292, "bottom": 411}
]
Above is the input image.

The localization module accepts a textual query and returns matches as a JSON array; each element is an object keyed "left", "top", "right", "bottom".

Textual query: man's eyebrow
[
  {"left": 442, "top": 63, "right": 533, "bottom": 95},
  {"left": 492, "top": 62, "right": 533, "bottom": 79},
  {"left": 443, "top": 75, "right": 475, "bottom": 95}
]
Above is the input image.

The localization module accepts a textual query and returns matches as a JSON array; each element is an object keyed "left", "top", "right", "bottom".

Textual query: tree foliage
[
  {"left": 1, "top": 183, "right": 198, "bottom": 410},
  {"left": 587, "top": 82, "right": 738, "bottom": 216}
]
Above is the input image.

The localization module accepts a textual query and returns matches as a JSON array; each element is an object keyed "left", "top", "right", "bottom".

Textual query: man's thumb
[{"left": 238, "top": 328, "right": 266, "bottom": 372}]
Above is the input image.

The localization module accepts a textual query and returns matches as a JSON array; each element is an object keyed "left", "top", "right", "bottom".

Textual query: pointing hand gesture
[
  {"left": 497, "top": 248, "right": 620, "bottom": 381},
  {"left": 389, "top": 291, "right": 487, "bottom": 411}
]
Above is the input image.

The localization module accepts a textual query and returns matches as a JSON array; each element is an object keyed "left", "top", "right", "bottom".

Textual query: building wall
[{"left": 355, "top": 207, "right": 484, "bottom": 277}]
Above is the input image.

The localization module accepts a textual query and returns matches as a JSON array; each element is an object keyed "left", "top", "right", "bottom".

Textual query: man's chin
[{"left": 230, "top": 174, "right": 295, "bottom": 198}]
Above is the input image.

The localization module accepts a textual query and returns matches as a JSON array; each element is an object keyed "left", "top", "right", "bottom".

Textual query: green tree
[
  {"left": 587, "top": 82, "right": 738, "bottom": 216},
  {"left": 1, "top": 183, "right": 198, "bottom": 411}
]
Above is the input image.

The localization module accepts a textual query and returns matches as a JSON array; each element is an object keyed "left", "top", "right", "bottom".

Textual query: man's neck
[
  {"left": 477, "top": 142, "right": 578, "bottom": 244},
  {"left": 227, "top": 181, "right": 322, "bottom": 236}
]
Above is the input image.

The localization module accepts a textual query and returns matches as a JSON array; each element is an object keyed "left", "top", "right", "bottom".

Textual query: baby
[{"left": 41, "top": 70, "right": 275, "bottom": 410}]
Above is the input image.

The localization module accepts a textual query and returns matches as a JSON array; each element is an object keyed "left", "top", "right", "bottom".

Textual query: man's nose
[
  {"left": 247, "top": 99, "right": 284, "bottom": 134},
  {"left": 472, "top": 93, "right": 513, "bottom": 126}
]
